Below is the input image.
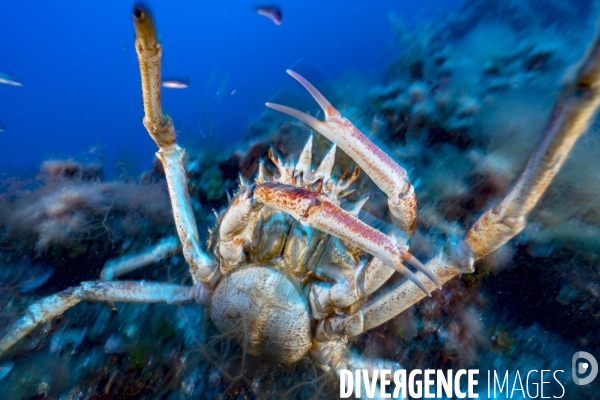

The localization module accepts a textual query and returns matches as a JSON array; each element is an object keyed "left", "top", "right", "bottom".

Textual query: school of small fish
[{"left": 1, "top": 6, "right": 283, "bottom": 131}]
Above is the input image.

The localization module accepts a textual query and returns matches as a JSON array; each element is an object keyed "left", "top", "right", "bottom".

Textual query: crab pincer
[
  {"left": 254, "top": 182, "right": 441, "bottom": 295},
  {"left": 266, "top": 70, "right": 418, "bottom": 236}
]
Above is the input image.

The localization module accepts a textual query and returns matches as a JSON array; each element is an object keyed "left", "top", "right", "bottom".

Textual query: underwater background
[
  {"left": 1, "top": 0, "right": 600, "bottom": 398},
  {"left": 0, "top": 0, "right": 460, "bottom": 178}
]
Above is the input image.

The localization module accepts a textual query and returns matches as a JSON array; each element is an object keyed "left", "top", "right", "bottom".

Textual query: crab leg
[
  {"left": 331, "top": 28, "right": 600, "bottom": 336},
  {"left": 100, "top": 237, "right": 181, "bottom": 281},
  {"left": 311, "top": 339, "right": 400, "bottom": 399},
  {"left": 253, "top": 182, "right": 440, "bottom": 295},
  {"left": 218, "top": 186, "right": 263, "bottom": 273},
  {"left": 310, "top": 257, "right": 395, "bottom": 319},
  {"left": 266, "top": 70, "right": 418, "bottom": 236},
  {"left": 133, "top": 7, "right": 215, "bottom": 284},
  {"left": 317, "top": 253, "right": 460, "bottom": 339},
  {"left": 458, "top": 29, "right": 600, "bottom": 267},
  {"left": 0, "top": 281, "right": 194, "bottom": 356}
]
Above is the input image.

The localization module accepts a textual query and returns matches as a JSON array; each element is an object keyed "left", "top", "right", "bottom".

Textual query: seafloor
[{"left": 1, "top": 0, "right": 600, "bottom": 398}]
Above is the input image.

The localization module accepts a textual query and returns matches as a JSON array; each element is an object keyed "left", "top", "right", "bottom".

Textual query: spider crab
[{"left": 2, "top": 6, "right": 600, "bottom": 395}]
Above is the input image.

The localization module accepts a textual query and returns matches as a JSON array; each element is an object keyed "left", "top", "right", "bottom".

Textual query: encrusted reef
[
  {"left": 0, "top": 159, "right": 337, "bottom": 399},
  {"left": 0, "top": 0, "right": 599, "bottom": 398}
]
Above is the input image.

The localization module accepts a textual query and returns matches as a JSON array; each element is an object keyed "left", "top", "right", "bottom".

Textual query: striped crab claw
[
  {"left": 262, "top": 73, "right": 441, "bottom": 294},
  {"left": 266, "top": 70, "right": 419, "bottom": 237},
  {"left": 253, "top": 182, "right": 442, "bottom": 295}
]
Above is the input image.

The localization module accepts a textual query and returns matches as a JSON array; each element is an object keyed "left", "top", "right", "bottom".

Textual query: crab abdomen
[{"left": 210, "top": 266, "right": 312, "bottom": 364}]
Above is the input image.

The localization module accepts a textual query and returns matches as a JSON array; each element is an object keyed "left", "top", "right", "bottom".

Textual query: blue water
[{"left": 0, "top": 0, "right": 460, "bottom": 177}]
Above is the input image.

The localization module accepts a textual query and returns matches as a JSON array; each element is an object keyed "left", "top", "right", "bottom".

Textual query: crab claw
[
  {"left": 253, "top": 182, "right": 440, "bottom": 296},
  {"left": 266, "top": 70, "right": 418, "bottom": 237},
  {"left": 400, "top": 249, "right": 442, "bottom": 289}
]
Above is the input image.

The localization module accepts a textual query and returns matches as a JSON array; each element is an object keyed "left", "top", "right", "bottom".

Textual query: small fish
[
  {"left": 0, "top": 122, "right": 4, "bottom": 132},
  {"left": 257, "top": 6, "right": 282, "bottom": 25},
  {"left": 0, "top": 72, "right": 22, "bottom": 87},
  {"left": 162, "top": 79, "right": 188, "bottom": 89}
]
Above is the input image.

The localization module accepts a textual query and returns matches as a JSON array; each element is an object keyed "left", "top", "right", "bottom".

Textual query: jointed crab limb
[
  {"left": 0, "top": 281, "right": 194, "bottom": 356},
  {"left": 350, "top": 253, "right": 460, "bottom": 338},
  {"left": 310, "top": 258, "right": 394, "bottom": 318},
  {"left": 133, "top": 7, "right": 215, "bottom": 284},
  {"left": 460, "top": 30, "right": 600, "bottom": 266},
  {"left": 253, "top": 182, "right": 440, "bottom": 295},
  {"left": 133, "top": 7, "right": 174, "bottom": 148},
  {"left": 364, "top": 253, "right": 460, "bottom": 331},
  {"left": 217, "top": 186, "right": 264, "bottom": 273},
  {"left": 159, "top": 146, "right": 216, "bottom": 282},
  {"left": 100, "top": 236, "right": 181, "bottom": 281},
  {"left": 311, "top": 339, "right": 400, "bottom": 399},
  {"left": 266, "top": 70, "right": 418, "bottom": 236},
  {"left": 331, "top": 29, "right": 600, "bottom": 336},
  {"left": 313, "top": 253, "right": 460, "bottom": 339},
  {"left": 311, "top": 339, "right": 399, "bottom": 377}
]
